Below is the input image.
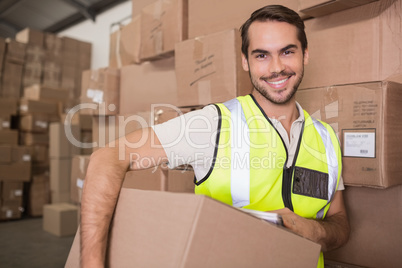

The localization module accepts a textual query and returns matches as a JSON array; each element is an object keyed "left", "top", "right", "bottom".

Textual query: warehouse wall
[{"left": 59, "top": 1, "right": 132, "bottom": 69}]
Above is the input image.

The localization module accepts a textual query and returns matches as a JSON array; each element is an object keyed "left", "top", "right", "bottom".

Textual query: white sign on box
[{"left": 343, "top": 131, "right": 375, "bottom": 158}]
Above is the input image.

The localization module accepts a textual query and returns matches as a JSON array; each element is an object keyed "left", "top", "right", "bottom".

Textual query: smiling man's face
[{"left": 242, "top": 20, "right": 309, "bottom": 104}]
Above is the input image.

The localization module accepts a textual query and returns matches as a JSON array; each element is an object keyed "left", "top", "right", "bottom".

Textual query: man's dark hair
[{"left": 240, "top": 5, "right": 308, "bottom": 58}]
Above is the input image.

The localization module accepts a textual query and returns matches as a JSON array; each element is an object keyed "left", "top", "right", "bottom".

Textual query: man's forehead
[{"left": 247, "top": 21, "right": 300, "bottom": 49}]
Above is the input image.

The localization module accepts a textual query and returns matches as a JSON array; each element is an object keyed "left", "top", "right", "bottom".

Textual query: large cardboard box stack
[
  {"left": 61, "top": 37, "right": 92, "bottom": 101},
  {"left": 43, "top": 33, "right": 63, "bottom": 88},
  {"left": 16, "top": 28, "right": 45, "bottom": 88},
  {"left": 80, "top": 67, "right": 120, "bottom": 116},
  {"left": 0, "top": 98, "right": 18, "bottom": 142},
  {"left": 49, "top": 122, "right": 80, "bottom": 203},
  {"left": 66, "top": 188, "right": 321, "bottom": 267},
  {"left": 293, "top": 1, "right": 402, "bottom": 266},
  {"left": 0, "top": 145, "right": 32, "bottom": 221},
  {"left": 1, "top": 40, "right": 26, "bottom": 99}
]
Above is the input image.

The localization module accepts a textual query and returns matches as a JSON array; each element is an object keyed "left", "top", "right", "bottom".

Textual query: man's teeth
[{"left": 268, "top": 77, "right": 289, "bottom": 85}]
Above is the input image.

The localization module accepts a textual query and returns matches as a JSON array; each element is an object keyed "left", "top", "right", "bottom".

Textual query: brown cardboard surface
[
  {"left": 49, "top": 122, "right": 80, "bottom": 158},
  {"left": 70, "top": 155, "right": 90, "bottom": 204},
  {"left": 19, "top": 132, "right": 49, "bottom": 146},
  {"left": 0, "top": 98, "right": 17, "bottom": 115},
  {"left": 15, "top": 28, "right": 44, "bottom": 47},
  {"left": 65, "top": 189, "right": 320, "bottom": 267},
  {"left": 23, "top": 84, "right": 69, "bottom": 102},
  {"left": 296, "top": 80, "right": 402, "bottom": 188},
  {"left": 0, "top": 162, "right": 31, "bottom": 182},
  {"left": 140, "top": 0, "right": 187, "bottom": 61},
  {"left": 5, "top": 40, "right": 26, "bottom": 64},
  {"left": 188, "top": 0, "right": 300, "bottom": 39},
  {"left": 80, "top": 68, "right": 120, "bottom": 115},
  {"left": 19, "top": 99, "right": 59, "bottom": 115},
  {"left": 132, "top": 0, "right": 156, "bottom": 16},
  {"left": 28, "top": 173, "right": 50, "bottom": 217},
  {"left": 51, "top": 191, "right": 71, "bottom": 203},
  {"left": 0, "top": 146, "right": 12, "bottom": 163},
  {"left": 42, "top": 60, "right": 61, "bottom": 88},
  {"left": 301, "top": 0, "right": 402, "bottom": 89},
  {"left": 1, "top": 61, "right": 23, "bottom": 98},
  {"left": 44, "top": 33, "right": 62, "bottom": 54},
  {"left": 122, "top": 168, "right": 168, "bottom": 191},
  {"left": 28, "top": 145, "right": 49, "bottom": 164},
  {"left": 324, "top": 185, "right": 402, "bottom": 268},
  {"left": 0, "top": 130, "right": 18, "bottom": 145},
  {"left": 1, "top": 181, "right": 23, "bottom": 201},
  {"left": 50, "top": 158, "right": 72, "bottom": 192},
  {"left": 43, "top": 203, "right": 78, "bottom": 237},
  {"left": 119, "top": 57, "right": 178, "bottom": 115},
  {"left": 175, "top": 29, "right": 252, "bottom": 106},
  {"left": 19, "top": 114, "right": 49, "bottom": 133},
  {"left": 299, "top": 0, "right": 378, "bottom": 17},
  {"left": 167, "top": 168, "right": 195, "bottom": 193},
  {"left": 109, "top": 15, "right": 141, "bottom": 68},
  {"left": 22, "top": 61, "right": 42, "bottom": 88},
  {"left": 0, "top": 200, "right": 23, "bottom": 220}
]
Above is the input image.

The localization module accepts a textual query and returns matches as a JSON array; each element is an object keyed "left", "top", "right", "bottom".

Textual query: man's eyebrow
[
  {"left": 250, "top": 44, "right": 299, "bottom": 55},
  {"left": 250, "top": 49, "right": 270, "bottom": 55},
  {"left": 280, "top": 44, "right": 298, "bottom": 53}
]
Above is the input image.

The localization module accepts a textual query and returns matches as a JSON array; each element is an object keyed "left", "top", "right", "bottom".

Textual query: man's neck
[{"left": 252, "top": 90, "right": 299, "bottom": 136}]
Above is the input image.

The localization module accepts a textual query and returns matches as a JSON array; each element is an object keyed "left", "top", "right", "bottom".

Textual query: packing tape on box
[
  {"left": 153, "top": 0, "right": 163, "bottom": 20},
  {"left": 79, "top": 156, "right": 86, "bottom": 174},
  {"left": 324, "top": 86, "right": 339, "bottom": 120},
  {"left": 115, "top": 27, "right": 122, "bottom": 68},
  {"left": 153, "top": 31, "right": 163, "bottom": 54},
  {"left": 193, "top": 38, "right": 204, "bottom": 61}
]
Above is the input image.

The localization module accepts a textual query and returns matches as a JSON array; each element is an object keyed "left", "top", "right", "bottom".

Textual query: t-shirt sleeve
[{"left": 152, "top": 105, "right": 219, "bottom": 179}]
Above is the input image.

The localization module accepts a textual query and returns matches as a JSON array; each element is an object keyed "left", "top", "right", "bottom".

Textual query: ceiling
[{"left": 0, "top": 0, "right": 129, "bottom": 39}]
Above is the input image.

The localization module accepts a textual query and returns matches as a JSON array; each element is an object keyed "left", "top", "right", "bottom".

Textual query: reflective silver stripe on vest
[
  {"left": 223, "top": 99, "right": 250, "bottom": 208},
  {"left": 311, "top": 118, "right": 339, "bottom": 219}
]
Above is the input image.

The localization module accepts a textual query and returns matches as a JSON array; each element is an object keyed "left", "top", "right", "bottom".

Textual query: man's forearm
[
  {"left": 280, "top": 209, "right": 350, "bottom": 252},
  {"left": 80, "top": 147, "right": 129, "bottom": 267}
]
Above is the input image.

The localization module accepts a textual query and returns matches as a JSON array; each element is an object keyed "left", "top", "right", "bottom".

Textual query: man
[{"left": 81, "top": 5, "right": 350, "bottom": 267}]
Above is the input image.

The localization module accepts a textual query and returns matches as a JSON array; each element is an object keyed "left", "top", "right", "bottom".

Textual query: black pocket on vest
[{"left": 292, "top": 166, "right": 328, "bottom": 200}]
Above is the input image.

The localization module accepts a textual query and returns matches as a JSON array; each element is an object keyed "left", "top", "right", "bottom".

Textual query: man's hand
[{"left": 271, "top": 191, "right": 350, "bottom": 252}]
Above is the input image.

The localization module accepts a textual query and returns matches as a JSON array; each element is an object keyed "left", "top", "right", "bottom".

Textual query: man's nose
[{"left": 269, "top": 56, "right": 285, "bottom": 74}]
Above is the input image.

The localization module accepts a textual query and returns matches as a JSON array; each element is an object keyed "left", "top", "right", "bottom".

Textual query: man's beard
[{"left": 250, "top": 68, "right": 304, "bottom": 105}]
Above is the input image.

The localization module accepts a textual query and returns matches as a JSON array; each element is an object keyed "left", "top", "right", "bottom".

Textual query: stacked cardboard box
[
  {"left": 293, "top": 1, "right": 402, "bottom": 266},
  {"left": 1, "top": 40, "right": 26, "bottom": 99},
  {"left": 43, "top": 33, "right": 63, "bottom": 88},
  {"left": 16, "top": 28, "right": 45, "bottom": 88},
  {"left": 49, "top": 122, "right": 80, "bottom": 203},
  {"left": 0, "top": 145, "right": 32, "bottom": 220}
]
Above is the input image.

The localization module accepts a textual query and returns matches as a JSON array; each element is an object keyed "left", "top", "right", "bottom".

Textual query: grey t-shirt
[{"left": 152, "top": 102, "right": 344, "bottom": 190}]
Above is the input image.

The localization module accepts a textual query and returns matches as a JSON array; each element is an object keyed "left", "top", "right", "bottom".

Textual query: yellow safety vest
[{"left": 195, "top": 95, "right": 342, "bottom": 268}]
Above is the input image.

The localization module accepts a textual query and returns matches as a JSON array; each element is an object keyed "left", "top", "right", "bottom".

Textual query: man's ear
[
  {"left": 242, "top": 53, "right": 250, "bottom": 71},
  {"left": 303, "top": 48, "right": 309, "bottom": 65}
]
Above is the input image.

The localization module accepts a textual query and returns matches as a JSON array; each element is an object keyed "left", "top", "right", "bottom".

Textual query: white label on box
[
  {"left": 76, "top": 178, "right": 84, "bottom": 189},
  {"left": 2, "top": 121, "right": 10, "bottom": 128},
  {"left": 344, "top": 131, "right": 375, "bottom": 158},
  {"left": 35, "top": 120, "right": 48, "bottom": 129},
  {"left": 22, "top": 154, "right": 31, "bottom": 161},
  {"left": 20, "top": 104, "right": 28, "bottom": 112},
  {"left": 6, "top": 210, "right": 13, "bottom": 218},
  {"left": 14, "top": 190, "right": 22, "bottom": 196},
  {"left": 87, "top": 89, "right": 104, "bottom": 104}
]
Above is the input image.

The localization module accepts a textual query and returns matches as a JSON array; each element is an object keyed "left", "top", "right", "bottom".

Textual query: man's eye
[
  {"left": 256, "top": 54, "right": 266, "bottom": 59},
  {"left": 283, "top": 50, "right": 294, "bottom": 55}
]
